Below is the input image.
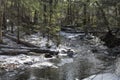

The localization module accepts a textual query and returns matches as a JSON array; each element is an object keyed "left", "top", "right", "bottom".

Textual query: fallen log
[
  {"left": 0, "top": 48, "right": 29, "bottom": 55},
  {"left": 0, "top": 45, "right": 28, "bottom": 49},
  {"left": 61, "top": 30, "right": 107, "bottom": 33},
  {"left": 4, "top": 34, "right": 39, "bottom": 48},
  {"left": 3, "top": 34, "right": 59, "bottom": 55},
  {"left": 0, "top": 46, "right": 59, "bottom": 55},
  {"left": 61, "top": 27, "right": 107, "bottom": 33},
  {"left": 29, "top": 48, "right": 59, "bottom": 55}
]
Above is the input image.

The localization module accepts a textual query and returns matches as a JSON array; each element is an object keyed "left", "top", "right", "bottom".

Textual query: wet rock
[
  {"left": 91, "top": 49, "right": 98, "bottom": 53},
  {"left": 85, "top": 34, "right": 94, "bottom": 40},
  {"left": 67, "top": 49, "right": 74, "bottom": 58},
  {"left": 61, "top": 50, "right": 67, "bottom": 54},
  {"left": 24, "top": 62, "right": 33, "bottom": 65},
  {"left": 44, "top": 53, "right": 53, "bottom": 58},
  {"left": 77, "top": 34, "right": 86, "bottom": 40}
]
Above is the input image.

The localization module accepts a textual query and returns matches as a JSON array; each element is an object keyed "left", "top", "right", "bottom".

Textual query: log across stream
[{"left": 0, "top": 34, "right": 58, "bottom": 55}]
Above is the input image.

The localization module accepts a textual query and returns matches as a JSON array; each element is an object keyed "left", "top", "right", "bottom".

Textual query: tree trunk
[
  {"left": 47, "top": 0, "right": 53, "bottom": 43},
  {"left": 0, "top": 14, "right": 3, "bottom": 43},
  {"left": 10, "top": 21, "right": 14, "bottom": 33},
  {"left": 83, "top": 3, "right": 88, "bottom": 35},
  {"left": 34, "top": 10, "right": 38, "bottom": 24},
  {"left": 42, "top": 2, "right": 47, "bottom": 37},
  {"left": 17, "top": 1, "right": 20, "bottom": 44},
  {"left": 0, "top": 0, "right": 3, "bottom": 43},
  {"left": 3, "top": 12, "right": 7, "bottom": 30}
]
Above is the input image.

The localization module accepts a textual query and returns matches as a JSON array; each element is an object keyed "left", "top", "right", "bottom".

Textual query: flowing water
[{"left": 0, "top": 32, "right": 120, "bottom": 80}]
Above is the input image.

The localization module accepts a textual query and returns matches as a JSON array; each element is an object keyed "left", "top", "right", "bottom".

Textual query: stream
[{"left": 0, "top": 32, "right": 120, "bottom": 80}]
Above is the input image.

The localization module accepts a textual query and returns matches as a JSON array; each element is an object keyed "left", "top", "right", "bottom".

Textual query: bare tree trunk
[
  {"left": 83, "top": 3, "right": 88, "bottom": 35},
  {"left": 0, "top": 13, "right": 3, "bottom": 43},
  {"left": 114, "top": 6, "right": 117, "bottom": 26},
  {"left": 17, "top": 1, "right": 20, "bottom": 44},
  {"left": 0, "top": 0, "right": 4, "bottom": 43},
  {"left": 66, "top": 0, "right": 72, "bottom": 25},
  {"left": 47, "top": 0, "right": 53, "bottom": 43},
  {"left": 42, "top": 2, "right": 47, "bottom": 37},
  {"left": 34, "top": 10, "right": 38, "bottom": 24},
  {"left": 10, "top": 21, "right": 14, "bottom": 33},
  {"left": 3, "top": 12, "right": 6, "bottom": 30}
]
